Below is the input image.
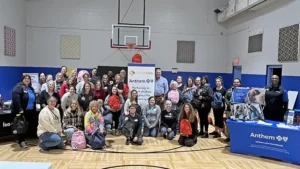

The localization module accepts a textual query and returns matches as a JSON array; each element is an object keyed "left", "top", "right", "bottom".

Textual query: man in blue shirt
[{"left": 154, "top": 69, "right": 169, "bottom": 110}]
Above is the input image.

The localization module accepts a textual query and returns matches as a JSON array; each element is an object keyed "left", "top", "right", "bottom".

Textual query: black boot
[
  {"left": 125, "top": 138, "right": 130, "bottom": 145},
  {"left": 201, "top": 132, "right": 208, "bottom": 138}
]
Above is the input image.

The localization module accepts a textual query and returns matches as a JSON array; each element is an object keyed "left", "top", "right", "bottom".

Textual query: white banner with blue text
[{"left": 127, "top": 63, "right": 155, "bottom": 107}]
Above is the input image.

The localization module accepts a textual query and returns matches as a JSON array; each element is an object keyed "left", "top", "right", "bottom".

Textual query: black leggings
[
  {"left": 213, "top": 107, "right": 225, "bottom": 128},
  {"left": 112, "top": 110, "right": 121, "bottom": 130},
  {"left": 197, "top": 106, "right": 211, "bottom": 133},
  {"left": 17, "top": 109, "right": 39, "bottom": 143}
]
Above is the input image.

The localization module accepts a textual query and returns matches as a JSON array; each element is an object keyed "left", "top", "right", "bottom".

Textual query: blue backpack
[
  {"left": 89, "top": 130, "right": 105, "bottom": 150},
  {"left": 212, "top": 92, "right": 223, "bottom": 108}
]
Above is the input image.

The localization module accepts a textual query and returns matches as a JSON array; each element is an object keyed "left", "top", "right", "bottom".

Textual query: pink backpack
[
  {"left": 168, "top": 90, "right": 179, "bottom": 104},
  {"left": 71, "top": 131, "right": 86, "bottom": 150}
]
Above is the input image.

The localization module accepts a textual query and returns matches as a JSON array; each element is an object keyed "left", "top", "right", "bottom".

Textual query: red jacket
[
  {"left": 59, "top": 83, "right": 68, "bottom": 98},
  {"left": 92, "top": 88, "right": 106, "bottom": 101}
]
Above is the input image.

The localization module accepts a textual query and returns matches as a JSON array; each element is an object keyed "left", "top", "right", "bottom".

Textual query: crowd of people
[{"left": 10, "top": 66, "right": 287, "bottom": 151}]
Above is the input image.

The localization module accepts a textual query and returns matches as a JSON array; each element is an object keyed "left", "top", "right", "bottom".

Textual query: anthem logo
[{"left": 250, "top": 133, "right": 288, "bottom": 142}]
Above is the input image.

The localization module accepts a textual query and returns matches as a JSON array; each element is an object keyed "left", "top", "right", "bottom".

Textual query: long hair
[
  {"left": 129, "top": 89, "right": 138, "bottom": 103},
  {"left": 68, "top": 99, "right": 82, "bottom": 116},
  {"left": 186, "top": 76, "right": 194, "bottom": 87},
  {"left": 179, "top": 103, "right": 195, "bottom": 123},
  {"left": 82, "top": 82, "right": 92, "bottom": 94}
]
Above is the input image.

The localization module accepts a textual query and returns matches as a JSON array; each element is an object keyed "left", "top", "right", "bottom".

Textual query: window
[
  {"left": 176, "top": 41, "right": 195, "bottom": 63},
  {"left": 248, "top": 33, "right": 263, "bottom": 53}
]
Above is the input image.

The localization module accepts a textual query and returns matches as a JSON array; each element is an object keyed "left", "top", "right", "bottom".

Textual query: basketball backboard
[{"left": 111, "top": 24, "right": 151, "bottom": 50}]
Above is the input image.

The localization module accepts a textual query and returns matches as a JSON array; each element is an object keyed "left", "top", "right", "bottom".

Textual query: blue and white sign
[
  {"left": 228, "top": 119, "right": 300, "bottom": 165},
  {"left": 127, "top": 63, "right": 155, "bottom": 107}
]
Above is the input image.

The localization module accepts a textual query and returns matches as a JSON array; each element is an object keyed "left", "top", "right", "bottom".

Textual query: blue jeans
[
  {"left": 103, "top": 113, "right": 112, "bottom": 130},
  {"left": 39, "top": 132, "right": 64, "bottom": 150},
  {"left": 161, "top": 127, "right": 175, "bottom": 140},
  {"left": 119, "top": 114, "right": 125, "bottom": 128},
  {"left": 63, "top": 128, "right": 75, "bottom": 143},
  {"left": 143, "top": 126, "right": 158, "bottom": 137}
]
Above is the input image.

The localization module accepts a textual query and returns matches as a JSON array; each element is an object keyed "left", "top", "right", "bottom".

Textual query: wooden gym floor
[{"left": 0, "top": 125, "right": 299, "bottom": 169}]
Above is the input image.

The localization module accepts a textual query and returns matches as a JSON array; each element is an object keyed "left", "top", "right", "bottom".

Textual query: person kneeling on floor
[
  {"left": 122, "top": 104, "right": 143, "bottom": 145},
  {"left": 178, "top": 103, "right": 198, "bottom": 147},
  {"left": 37, "top": 96, "right": 64, "bottom": 152}
]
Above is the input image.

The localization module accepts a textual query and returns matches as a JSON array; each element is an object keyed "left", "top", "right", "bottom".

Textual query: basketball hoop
[{"left": 126, "top": 42, "right": 137, "bottom": 49}]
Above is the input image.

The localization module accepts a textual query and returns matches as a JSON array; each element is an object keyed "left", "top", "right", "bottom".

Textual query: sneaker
[
  {"left": 125, "top": 139, "right": 130, "bottom": 145},
  {"left": 199, "top": 131, "right": 204, "bottom": 136},
  {"left": 209, "top": 131, "right": 218, "bottom": 135},
  {"left": 19, "top": 141, "right": 28, "bottom": 148},
  {"left": 39, "top": 148, "right": 49, "bottom": 153}
]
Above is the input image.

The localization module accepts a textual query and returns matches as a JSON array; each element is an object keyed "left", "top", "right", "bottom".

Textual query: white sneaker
[{"left": 19, "top": 141, "right": 28, "bottom": 148}]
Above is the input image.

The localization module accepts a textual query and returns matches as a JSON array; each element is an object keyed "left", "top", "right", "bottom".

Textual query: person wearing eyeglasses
[{"left": 37, "top": 96, "right": 64, "bottom": 152}]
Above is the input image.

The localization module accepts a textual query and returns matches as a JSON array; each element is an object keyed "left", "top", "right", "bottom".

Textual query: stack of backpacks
[{"left": 230, "top": 87, "right": 265, "bottom": 121}]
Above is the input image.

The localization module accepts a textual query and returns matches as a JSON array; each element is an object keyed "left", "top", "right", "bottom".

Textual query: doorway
[
  {"left": 233, "top": 66, "right": 242, "bottom": 80},
  {"left": 266, "top": 65, "right": 282, "bottom": 86}
]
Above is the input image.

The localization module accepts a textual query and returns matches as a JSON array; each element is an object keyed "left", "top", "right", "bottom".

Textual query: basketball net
[{"left": 125, "top": 42, "right": 140, "bottom": 58}]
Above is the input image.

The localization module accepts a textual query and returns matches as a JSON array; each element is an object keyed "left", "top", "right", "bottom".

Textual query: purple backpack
[{"left": 71, "top": 131, "right": 86, "bottom": 150}]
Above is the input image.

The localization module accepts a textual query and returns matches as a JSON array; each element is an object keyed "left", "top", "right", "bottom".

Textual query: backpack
[
  {"left": 168, "top": 90, "right": 179, "bottom": 104},
  {"left": 11, "top": 115, "right": 28, "bottom": 135},
  {"left": 87, "top": 130, "right": 105, "bottom": 150},
  {"left": 211, "top": 92, "right": 223, "bottom": 108},
  {"left": 180, "top": 119, "right": 192, "bottom": 136},
  {"left": 121, "top": 117, "right": 134, "bottom": 138},
  {"left": 231, "top": 87, "right": 250, "bottom": 103},
  {"left": 71, "top": 131, "right": 86, "bottom": 150}
]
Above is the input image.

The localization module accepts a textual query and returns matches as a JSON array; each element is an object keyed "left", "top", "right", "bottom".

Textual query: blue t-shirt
[{"left": 26, "top": 87, "right": 35, "bottom": 110}]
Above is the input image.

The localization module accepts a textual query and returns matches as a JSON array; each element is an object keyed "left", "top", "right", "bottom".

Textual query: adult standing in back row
[
  {"left": 264, "top": 75, "right": 288, "bottom": 122},
  {"left": 154, "top": 69, "right": 169, "bottom": 110}
]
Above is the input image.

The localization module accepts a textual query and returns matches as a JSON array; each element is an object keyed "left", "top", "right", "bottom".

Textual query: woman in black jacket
[
  {"left": 40, "top": 80, "right": 61, "bottom": 120},
  {"left": 78, "top": 82, "right": 94, "bottom": 112},
  {"left": 11, "top": 74, "right": 37, "bottom": 148},
  {"left": 193, "top": 75, "right": 213, "bottom": 138},
  {"left": 160, "top": 100, "right": 177, "bottom": 140},
  {"left": 178, "top": 103, "right": 198, "bottom": 147}
]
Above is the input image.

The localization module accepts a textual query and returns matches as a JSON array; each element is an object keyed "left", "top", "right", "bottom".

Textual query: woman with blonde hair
[
  {"left": 40, "top": 80, "right": 61, "bottom": 110},
  {"left": 160, "top": 100, "right": 177, "bottom": 140},
  {"left": 165, "top": 81, "right": 182, "bottom": 111},
  {"left": 178, "top": 103, "right": 198, "bottom": 147},
  {"left": 61, "top": 86, "right": 78, "bottom": 112},
  {"left": 62, "top": 99, "right": 84, "bottom": 144},
  {"left": 84, "top": 101, "right": 105, "bottom": 134}
]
